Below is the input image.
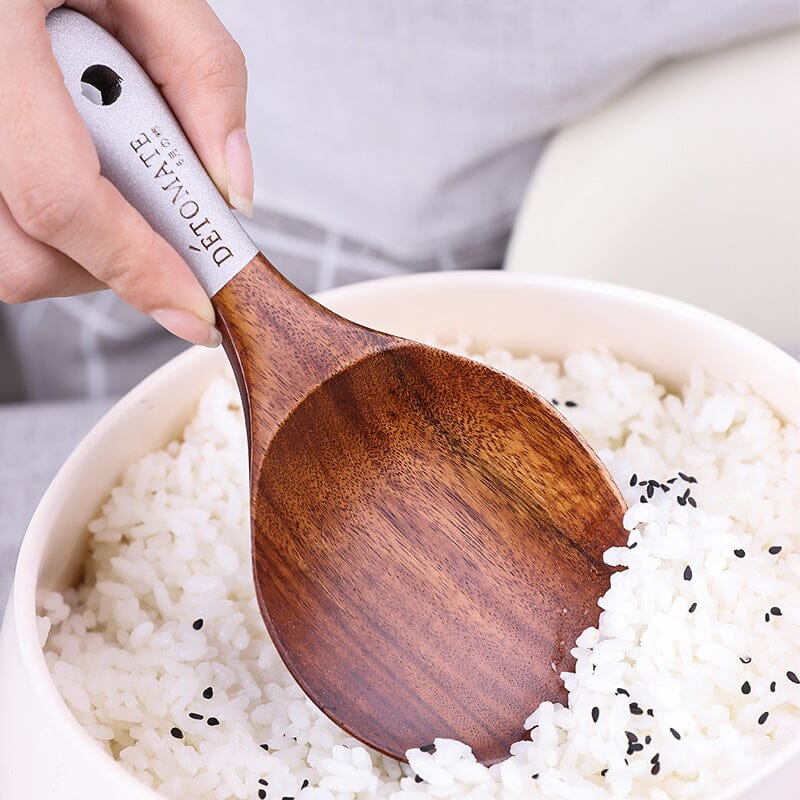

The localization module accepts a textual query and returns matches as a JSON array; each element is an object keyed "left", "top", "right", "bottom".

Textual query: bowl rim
[
  {"left": 11, "top": 270, "right": 800, "bottom": 798},
  {"left": 321, "top": 270, "right": 800, "bottom": 376},
  {"left": 11, "top": 344, "right": 210, "bottom": 799}
]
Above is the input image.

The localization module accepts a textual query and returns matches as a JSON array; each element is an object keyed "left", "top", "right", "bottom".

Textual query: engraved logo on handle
[{"left": 131, "top": 129, "right": 234, "bottom": 267}]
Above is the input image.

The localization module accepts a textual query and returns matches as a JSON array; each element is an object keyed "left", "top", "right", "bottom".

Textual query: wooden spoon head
[{"left": 250, "top": 341, "right": 627, "bottom": 765}]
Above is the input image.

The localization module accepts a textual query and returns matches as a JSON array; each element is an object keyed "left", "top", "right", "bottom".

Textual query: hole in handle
[{"left": 80, "top": 64, "right": 123, "bottom": 106}]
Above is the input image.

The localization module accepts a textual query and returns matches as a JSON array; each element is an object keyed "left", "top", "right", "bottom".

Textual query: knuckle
[
  {"left": 11, "top": 177, "right": 94, "bottom": 243},
  {"left": 97, "top": 251, "right": 134, "bottom": 291},
  {"left": 191, "top": 33, "right": 247, "bottom": 88},
  {"left": 0, "top": 278, "right": 29, "bottom": 304},
  {"left": 0, "top": 268, "right": 43, "bottom": 304},
  {"left": 98, "top": 226, "right": 159, "bottom": 294},
  {"left": 102, "top": 262, "right": 135, "bottom": 295}
]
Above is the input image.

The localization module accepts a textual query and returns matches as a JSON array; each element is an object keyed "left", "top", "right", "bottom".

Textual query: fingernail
[
  {"left": 225, "top": 128, "right": 254, "bottom": 217},
  {"left": 151, "top": 308, "right": 222, "bottom": 348},
  {"left": 193, "top": 296, "right": 217, "bottom": 327}
]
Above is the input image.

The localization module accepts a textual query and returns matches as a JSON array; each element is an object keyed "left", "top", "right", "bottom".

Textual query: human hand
[{"left": 0, "top": 0, "right": 253, "bottom": 346}]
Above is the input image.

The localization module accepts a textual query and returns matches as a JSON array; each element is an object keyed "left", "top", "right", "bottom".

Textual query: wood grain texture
[{"left": 213, "top": 253, "right": 627, "bottom": 765}]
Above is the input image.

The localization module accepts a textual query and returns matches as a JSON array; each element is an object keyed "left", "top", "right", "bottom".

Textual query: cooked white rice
[{"left": 39, "top": 344, "right": 800, "bottom": 799}]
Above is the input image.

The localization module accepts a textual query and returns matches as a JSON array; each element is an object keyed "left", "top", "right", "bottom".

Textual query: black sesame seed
[
  {"left": 683, "top": 565, "right": 692, "bottom": 581},
  {"left": 678, "top": 472, "right": 697, "bottom": 483},
  {"left": 202, "top": 687, "right": 213, "bottom": 699},
  {"left": 260, "top": 744, "right": 269, "bottom": 751},
  {"left": 771, "top": 607, "right": 782, "bottom": 616},
  {"left": 414, "top": 775, "right": 423, "bottom": 783},
  {"left": 661, "top": 484, "right": 670, "bottom": 492},
  {"left": 647, "top": 484, "right": 655, "bottom": 499},
  {"left": 687, "top": 497, "right": 697, "bottom": 508},
  {"left": 600, "top": 769, "right": 608, "bottom": 777},
  {"left": 259, "top": 779, "right": 269, "bottom": 786},
  {"left": 765, "top": 613, "right": 771, "bottom": 622},
  {"left": 645, "top": 735, "right": 652, "bottom": 745},
  {"left": 669, "top": 728, "right": 681, "bottom": 740},
  {"left": 629, "top": 474, "right": 638, "bottom": 487},
  {"left": 625, "top": 731, "right": 638, "bottom": 742},
  {"left": 170, "top": 727, "right": 183, "bottom": 739},
  {"left": 667, "top": 477, "right": 678, "bottom": 484},
  {"left": 758, "top": 711, "right": 769, "bottom": 725},
  {"left": 551, "top": 398, "right": 559, "bottom": 406},
  {"left": 647, "top": 708, "right": 654, "bottom": 717},
  {"left": 420, "top": 743, "right": 436, "bottom": 753},
  {"left": 740, "top": 657, "right": 752, "bottom": 664},
  {"left": 565, "top": 400, "right": 578, "bottom": 408},
  {"left": 207, "top": 717, "right": 219, "bottom": 726},
  {"left": 188, "top": 712, "right": 203, "bottom": 720},
  {"left": 677, "top": 496, "right": 686, "bottom": 506},
  {"left": 734, "top": 549, "right": 746, "bottom": 558},
  {"left": 787, "top": 671, "right": 799, "bottom": 684},
  {"left": 533, "top": 773, "right": 540, "bottom": 779},
  {"left": 282, "top": 796, "right": 294, "bottom": 800},
  {"left": 258, "top": 791, "right": 266, "bottom": 800},
  {"left": 629, "top": 743, "right": 644, "bottom": 753},
  {"left": 629, "top": 541, "right": 638, "bottom": 549},
  {"left": 301, "top": 779, "right": 309, "bottom": 789},
  {"left": 770, "top": 681, "right": 777, "bottom": 693},
  {"left": 650, "top": 753, "right": 660, "bottom": 764},
  {"left": 192, "top": 618, "right": 204, "bottom": 630},
  {"left": 591, "top": 706, "right": 600, "bottom": 723},
  {"left": 651, "top": 762, "right": 661, "bottom": 776},
  {"left": 616, "top": 687, "right": 630, "bottom": 697},
  {"left": 640, "top": 495, "right": 648, "bottom": 504},
  {"left": 768, "top": 546, "right": 782, "bottom": 555},
  {"left": 741, "top": 681, "right": 751, "bottom": 695},
  {"left": 688, "top": 602, "right": 697, "bottom": 613},
  {"left": 624, "top": 759, "right": 629, "bottom": 766},
  {"left": 639, "top": 480, "right": 648, "bottom": 487},
  {"left": 629, "top": 702, "right": 643, "bottom": 715}
]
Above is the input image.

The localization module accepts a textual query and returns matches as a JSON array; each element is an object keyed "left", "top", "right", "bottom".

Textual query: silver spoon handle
[{"left": 46, "top": 8, "right": 256, "bottom": 297}]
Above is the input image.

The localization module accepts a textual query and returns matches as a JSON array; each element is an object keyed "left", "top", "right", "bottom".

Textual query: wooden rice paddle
[{"left": 49, "top": 9, "right": 627, "bottom": 765}]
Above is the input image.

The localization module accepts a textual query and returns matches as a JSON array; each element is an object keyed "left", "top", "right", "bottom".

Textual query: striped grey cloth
[
  {"left": 1, "top": 0, "right": 797, "bottom": 402},
  {"left": 0, "top": 398, "right": 114, "bottom": 603}
]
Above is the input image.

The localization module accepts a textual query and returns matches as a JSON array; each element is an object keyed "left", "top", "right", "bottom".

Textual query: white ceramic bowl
[{"left": 1, "top": 271, "right": 799, "bottom": 799}]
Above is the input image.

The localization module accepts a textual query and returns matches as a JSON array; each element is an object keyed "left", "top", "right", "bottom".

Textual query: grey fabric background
[{"left": 0, "top": 399, "right": 113, "bottom": 605}]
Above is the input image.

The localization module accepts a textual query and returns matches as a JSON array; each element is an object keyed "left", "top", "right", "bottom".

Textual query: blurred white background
[{"left": 506, "top": 29, "right": 799, "bottom": 355}]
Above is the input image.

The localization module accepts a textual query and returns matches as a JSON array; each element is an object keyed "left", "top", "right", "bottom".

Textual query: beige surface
[{"left": 505, "top": 29, "right": 800, "bottom": 354}]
